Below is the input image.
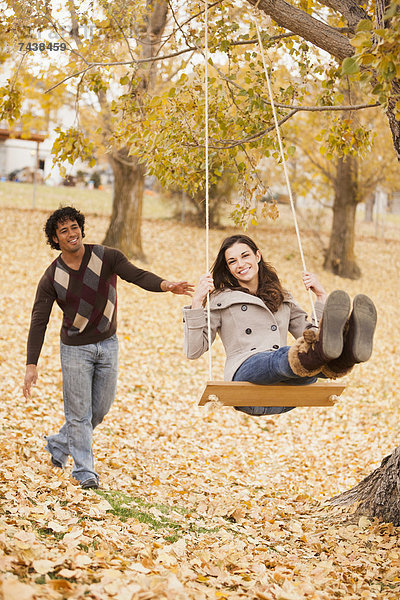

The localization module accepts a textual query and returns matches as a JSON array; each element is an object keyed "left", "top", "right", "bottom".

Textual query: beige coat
[{"left": 183, "top": 289, "right": 324, "bottom": 381}]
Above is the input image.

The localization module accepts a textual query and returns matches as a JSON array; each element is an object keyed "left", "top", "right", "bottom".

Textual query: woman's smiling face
[{"left": 225, "top": 242, "right": 261, "bottom": 290}]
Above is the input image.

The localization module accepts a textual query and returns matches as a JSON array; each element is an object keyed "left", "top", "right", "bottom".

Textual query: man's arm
[
  {"left": 110, "top": 248, "right": 193, "bottom": 295},
  {"left": 23, "top": 274, "right": 56, "bottom": 397}
]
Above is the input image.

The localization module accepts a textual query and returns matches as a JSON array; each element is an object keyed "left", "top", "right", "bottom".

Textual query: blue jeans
[
  {"left": 232, "top": 346, "right": 318, "bottom": 416},
  {"left": 45, "top": 334, "right": 119, "bottom": 483}
]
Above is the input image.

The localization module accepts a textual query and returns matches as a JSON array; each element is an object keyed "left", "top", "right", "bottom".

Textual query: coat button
[
  {"left": 245, "top": 328, "right": 252, "bottom": 335},
  {"left": 271, "top": 324, "right": 277, "bottom": 331},
  {"left": 241, "top": 305, "right": 247, "bottom": 311},
  {"left": 217, "top": 303, "right": 221, "bottom": 306},
  {"left": 273, "top": 344, "right": 279, "bottom": 349}
]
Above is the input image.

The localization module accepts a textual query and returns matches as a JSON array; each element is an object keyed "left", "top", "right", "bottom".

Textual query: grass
[
  {"left": 96, "top": 489, "right": 226, "bottom": 542},
  {"left": 0, "top": 181, "right": 174, "bottom": 220}
]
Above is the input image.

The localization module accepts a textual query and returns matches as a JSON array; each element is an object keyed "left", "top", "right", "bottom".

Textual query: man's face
[{"left": 53, "top": 219, "right": 83, "bottom": 254}]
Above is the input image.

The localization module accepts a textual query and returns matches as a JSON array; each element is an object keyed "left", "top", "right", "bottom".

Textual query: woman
[{"left": 183, "top": 235, "right": 377, "bottom": 416}]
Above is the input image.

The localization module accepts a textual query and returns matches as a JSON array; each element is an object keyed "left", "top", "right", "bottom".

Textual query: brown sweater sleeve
[
  {"left": 26, "top": 271, "right": 56, "bottom": 365},
  {"left": 106, "top": 247, "right": 164, "bottom": 291}
]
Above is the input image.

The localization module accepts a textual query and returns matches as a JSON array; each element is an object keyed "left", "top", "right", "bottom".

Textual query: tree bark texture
[
  {"left": 319, "top": 0, "right": 370, "bottom": 29},
  {"left": 323, "top": 156, "right": 361, "bottom": 279},
  {"left": 329, "top": 447, "right": 400, "bottom": 525},
  {"left": 247, "top": 0, "right": 355, "bottom": 61},
  {"left": 102, "top": 0, "right": 168, "bottom": 258},
  {"left": 386, "top": 80, "right": 400, "bottom": 162},
  {"left": 103, "top": 150, "right": 146, "bottom": 260}
]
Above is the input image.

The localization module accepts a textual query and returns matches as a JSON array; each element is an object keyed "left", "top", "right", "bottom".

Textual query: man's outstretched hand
[{"left": 161, "top": 280, "right": 194, "bottom": 296}]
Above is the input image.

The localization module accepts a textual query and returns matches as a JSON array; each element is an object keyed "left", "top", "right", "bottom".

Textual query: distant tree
[
  {"left": 280, "top": 87, "right": 400, "bottom": 278},
  {"left": 166, "top": 173, "right": 236, "bottom": 227}
]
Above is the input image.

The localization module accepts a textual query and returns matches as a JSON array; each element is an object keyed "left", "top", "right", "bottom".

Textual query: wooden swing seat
[{"left": 199, "top": 381, "right": 345, "bottom": 407}]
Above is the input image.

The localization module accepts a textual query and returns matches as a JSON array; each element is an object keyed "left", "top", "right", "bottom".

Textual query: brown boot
[
  {"left": 322, "top": 294, "right": 377, "bottom": 378},
  {"left": 288, "top": 290, "right": 351, "bottom": 376}
]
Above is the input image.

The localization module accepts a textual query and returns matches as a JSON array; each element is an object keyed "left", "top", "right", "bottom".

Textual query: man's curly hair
[{"left": 44, "top": 206, "right": 85, "bottom": 250}]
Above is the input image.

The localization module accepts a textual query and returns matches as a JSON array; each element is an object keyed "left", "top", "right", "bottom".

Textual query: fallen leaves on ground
[{"left": 0, "top": 206, "right": 399, "bottom": 599}]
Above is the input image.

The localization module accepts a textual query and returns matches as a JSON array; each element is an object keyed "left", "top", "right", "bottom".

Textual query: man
[{"left": 23, "top": 206, "right": 193, "bottom": 489}]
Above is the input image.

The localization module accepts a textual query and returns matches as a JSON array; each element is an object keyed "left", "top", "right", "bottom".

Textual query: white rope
[
  {"left": 203, "top": 4, "right": 318, "bottom": 382},
  {"left": 204, "top": 0, "right": 213, "bottom": 379},
  {"left": 253, "top": 17, "right": 318, "bottom": 326}
]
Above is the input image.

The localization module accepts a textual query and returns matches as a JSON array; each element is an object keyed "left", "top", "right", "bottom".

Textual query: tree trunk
[
  {"left": 386, "top": 80, "right": 400, "bottom": 162},
  {"left": 101, "top": 0, "right": 168, "bottom": 259},
  {"left": 364, "top": 192, "right": 375, "bottom": 222},
  {"left": 323, "top": 156, "right": 361, "bottom": 279},
  {"left": 103, "top": 149, "right": 145, "bottom": 260},
  {"left": 329, "top": 447, "right": 400, "bottom": 525}
]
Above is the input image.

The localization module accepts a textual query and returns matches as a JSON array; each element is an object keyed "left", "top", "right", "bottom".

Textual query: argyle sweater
[{"left": 27, "top": 244, "right": 164, "bottom": 365}]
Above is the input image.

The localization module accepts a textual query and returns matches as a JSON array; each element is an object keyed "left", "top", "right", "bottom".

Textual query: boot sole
[
  {"left": 350, "top": 294, "right": 377, "bottom": 362},
  {"left": 321, "top": 290, "right": 351, "bottom": 360}
]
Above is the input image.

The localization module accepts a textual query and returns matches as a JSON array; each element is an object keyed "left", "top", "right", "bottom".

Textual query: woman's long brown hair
[{"left": 211, "top": 235, "right": 285, "bottom": 312}]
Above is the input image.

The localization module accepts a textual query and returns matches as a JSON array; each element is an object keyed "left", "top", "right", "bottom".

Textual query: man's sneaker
[
  {"left": 51, "top": 456, "right": 64, "bottom": 469},
  {"left": 81, "top": 478, "right": 99, "bottom": 490}
]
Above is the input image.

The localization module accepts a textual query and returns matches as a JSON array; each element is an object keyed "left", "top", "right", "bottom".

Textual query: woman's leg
[
  {"left": 232, "top": 347, "right": 317, "bottom": 416},
  {"left": 322, "top": 294, "right": 377, "bottom": 377}
]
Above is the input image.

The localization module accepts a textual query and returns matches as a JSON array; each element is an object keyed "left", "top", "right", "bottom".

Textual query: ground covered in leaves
[{"left": 0, "top": 203, "right": 399, "bottom": 599}]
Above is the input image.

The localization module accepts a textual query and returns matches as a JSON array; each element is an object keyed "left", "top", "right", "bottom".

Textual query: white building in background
[
  {"left": 0, "top": 128, "right": 50, "bottom": 181},
  {"left": 0, "top": 106, "right": 113, "bottom": 186},
  {"left": 0, "top": 125, "right": 91, "bottom": 186},
  {"left": 0, "top": 126, "right": 113, "bottom": 187}
]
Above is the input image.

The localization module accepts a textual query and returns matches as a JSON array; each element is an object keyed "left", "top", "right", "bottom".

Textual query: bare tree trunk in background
[
  {"left": 323, "top": 155, "right": 361, "bottom": 279},
  {"left": 103, "top": 149, "right": 145, "bottom": 259},
  {"left": 102, "top": 0, "right": 168, "bottom": 258},
  {"left": 364, "top": 193, "right": 375, "bottom": 222}
]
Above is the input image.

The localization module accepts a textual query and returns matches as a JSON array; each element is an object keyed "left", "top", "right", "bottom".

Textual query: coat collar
[
  {"left": 209, "top": 288, "right": 294, "bottom": 311},
  {"left": 210, "top": 288, "right": 267, "bottom": 310}
]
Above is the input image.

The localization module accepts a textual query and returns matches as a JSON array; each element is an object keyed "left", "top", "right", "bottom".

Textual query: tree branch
[
  {"left": 230, "top": 32, "right": 295, "bottom": 46},
  {"left": 42, "top": 13, "right": 88, "bottom": 65},
  {"left": 11, "top": 52, "right": 28, "bottom": 88},
  {"left": 299, "top": 142, "right": 336, "bottom": 183},
  {"left": 111, "top": 13, "right": 136, "bottom": 63},
  {"left": 44, "top": 46, "right": 196, "bottom": 93},
  {"left": 318, "top": 0, "right": 371, "bottom": 29},
  {"left": 271, "top": 102, "right": 380, "bottom": 112},
  {"left": 111, "top": 149, "right": 137, "bottom": 167},
  {"left": 246, "top": 0, "right": 354, "bottom": 61},
  {"left": 185, "top": 95, "right": 378, "bottom": 151},
  {"left": 211, "top": 59, "right": 379, "bottom": 113},
  {"left": 186, "top": 109, "right": 299, "bottom": 149}
]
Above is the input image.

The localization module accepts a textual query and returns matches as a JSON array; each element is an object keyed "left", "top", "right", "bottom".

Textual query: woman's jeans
[
  {"left": 232, "top": 346, "right": 318, "bottom": 416},
  {"left": 45, "top": 335, "right": 119, "bottom": 483}
]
